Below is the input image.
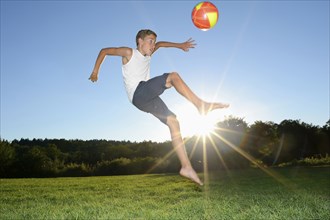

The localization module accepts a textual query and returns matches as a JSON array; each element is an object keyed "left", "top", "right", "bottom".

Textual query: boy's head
[
  {"left": 136, "top": 29, "right": 157, "bottom": 56},
  {"left": 136, "top": 29, "right": 157, "bottom": 47}
]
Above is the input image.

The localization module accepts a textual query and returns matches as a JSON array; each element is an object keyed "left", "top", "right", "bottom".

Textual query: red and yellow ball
[{"left": 191, "top": 1, "right": 219, "bottom": 31}]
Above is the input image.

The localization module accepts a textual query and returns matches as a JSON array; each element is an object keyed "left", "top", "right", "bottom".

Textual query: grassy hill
[{"left": 1, "top": 167, "right": 329, "bottom": 219}]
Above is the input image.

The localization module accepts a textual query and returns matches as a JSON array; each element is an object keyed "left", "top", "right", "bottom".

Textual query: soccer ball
[{"left": 191, "top": 1, "right": 219, "bottom": 31}]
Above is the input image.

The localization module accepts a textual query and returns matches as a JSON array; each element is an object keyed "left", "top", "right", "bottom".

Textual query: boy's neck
[{"left": 137, "top": 47, "right": 147, "bottom": 56}]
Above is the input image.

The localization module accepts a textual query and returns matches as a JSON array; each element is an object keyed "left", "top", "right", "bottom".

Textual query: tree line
[{"left": 1, "top": 117, "right": 329, "bottom": 178}]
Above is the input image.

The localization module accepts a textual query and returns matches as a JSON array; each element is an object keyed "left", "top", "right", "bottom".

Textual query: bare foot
[
  {"left": 180, "top": 167, "right": 203, "bottom": 186},
  {"left": 198, "top": 101, "right": 230, "bottom": 115}
]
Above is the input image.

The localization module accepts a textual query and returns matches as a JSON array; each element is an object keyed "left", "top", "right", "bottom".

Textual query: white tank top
[{"left": 122, "top": 49, "right": 151, "bottom": 102}]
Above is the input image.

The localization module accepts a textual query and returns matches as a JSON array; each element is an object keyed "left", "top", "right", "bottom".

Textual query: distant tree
[
  {"left": 45, "top": 144, "right": 64, "bottom": 160},
  {"left": 104, "top": 145, "right": 134, "bottom": 161},
  {"left": 207, "top": 116, "right": 250, "bottom": 169},
  {"left": 20, "top": 146, "right": 53, "bottom": 177},
  {"left": 216, "top": 116, "right": 248, "bottom": 149},
  {"left": 318, "top": 119, "right": 330, "bottom": 155},
  {"left": 107, "top": 157, "right": 131, "bottom": 175},
  {"left": 135, "top": 141, "right": 155, "bottom": 158},
  {"left": 276, "top": 119, "right": 321, "bottom": 164},
  {"left": 248, "top": 121, "right": 279, "bottom": 165},
  {"left": 300, "top": 122, "right": 321, "bottom": 156},
  {"left": 323, "top": 120, "right": 330, "bottom": 132},
  {"left": 61, "top": 163, "right": 93, "bottom": 177},
  {"left": 0, "top": 139, "right": 16, "bottom": 177},
  {"left": 45, "top": 144, "right": 66, "bottom": 173},
  {"left": 128, "top": 157, "right": 158, "bottom": 174}
]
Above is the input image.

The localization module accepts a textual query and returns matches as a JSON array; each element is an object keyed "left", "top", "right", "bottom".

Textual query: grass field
[{"left": 1, "top": 167, "right": 329, "bottom": 219}]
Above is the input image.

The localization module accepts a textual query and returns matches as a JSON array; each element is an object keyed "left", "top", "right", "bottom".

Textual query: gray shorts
[{"left": 132, "top": 73, "right": 176, "bottom": 124}]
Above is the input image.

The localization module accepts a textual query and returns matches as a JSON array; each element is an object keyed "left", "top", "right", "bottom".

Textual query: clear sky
[{"left": 1, "top": 1, "right": 329, "bottom": 142}]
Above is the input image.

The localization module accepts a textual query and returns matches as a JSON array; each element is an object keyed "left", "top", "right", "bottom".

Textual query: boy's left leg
[{"left": 165, "top": 72, "right": 229, "bottom": 115}]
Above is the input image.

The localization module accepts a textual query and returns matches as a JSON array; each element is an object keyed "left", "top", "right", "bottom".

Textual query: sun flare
[
  {"left": 194, "top": 115, "right": 217, "bottom": 137},
  {"left": 176, "top": 103, "right": 222, "bottom": 138}
]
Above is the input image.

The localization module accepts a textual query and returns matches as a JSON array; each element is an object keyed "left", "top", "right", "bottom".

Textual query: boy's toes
[{"left": 180, "top": 167, "right": 203, "bottom": 186}]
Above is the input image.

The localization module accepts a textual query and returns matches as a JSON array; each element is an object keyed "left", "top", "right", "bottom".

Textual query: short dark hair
[{"left": 136, "top": 29, "right": 157, "bottom": 46}]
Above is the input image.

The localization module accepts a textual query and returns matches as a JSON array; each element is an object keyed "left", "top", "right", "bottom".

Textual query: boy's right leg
[
  {"left": 165, "top": 72, "right": 229, "bottom": 115},
  {"left": 166, "top": 115, "right": 203, "bottom": 186},
  {"left": 132, "top": 73, "right": 204, "bottom": 185}
]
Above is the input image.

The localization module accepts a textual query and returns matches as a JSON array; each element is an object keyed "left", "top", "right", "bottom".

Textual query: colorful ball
[{"left": 191, "top": 1, "right": 219, "bottom": 31}]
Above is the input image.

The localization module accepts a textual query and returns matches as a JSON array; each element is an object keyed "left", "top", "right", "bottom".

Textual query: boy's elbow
[
  {"left": 100, "top": 48, "right": 107, "bottom": 55},
  {"left": 99, "top": 48, "right": 111, "bottom": 57},
  {"left": 100, "top": 47, "right": 117, "bottom": 56},
  {"left": 155, "top": 42, "right": 163, "bottom": 49}
]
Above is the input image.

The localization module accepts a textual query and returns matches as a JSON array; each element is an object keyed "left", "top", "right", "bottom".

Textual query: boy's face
[{"left": 139, "top": 34, "right": 156, "bottom": 56}]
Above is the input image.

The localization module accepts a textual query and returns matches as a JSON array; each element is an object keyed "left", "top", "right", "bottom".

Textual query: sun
[
  {"left": 176, "top": 103, "right": 221, "bottom": 138},
  {"left": 194, "top": 114, "right": 217, "bottom": 137}
]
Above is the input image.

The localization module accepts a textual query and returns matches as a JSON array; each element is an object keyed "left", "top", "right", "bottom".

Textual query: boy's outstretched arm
[
  {"left": 153, "top": 38, "right": 196, "bottom": 54},
  {"left": 89, "top": 47, "right": 132, "bottom": 82}
]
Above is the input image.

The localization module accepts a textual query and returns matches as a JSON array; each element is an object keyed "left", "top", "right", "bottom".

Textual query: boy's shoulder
[
  {"left": 121, "top": 47, "right": 133, "bottom": 65},
  {"left": 114, "top": 46, "right": 132, "bottom": 57},
  {"left": 122, "top": 47, "right": 133, "bottom": 55}
]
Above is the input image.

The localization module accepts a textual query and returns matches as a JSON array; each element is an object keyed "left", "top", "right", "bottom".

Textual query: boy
[{"left": 89, "top": 29, "right": 229, "bottom": 185}]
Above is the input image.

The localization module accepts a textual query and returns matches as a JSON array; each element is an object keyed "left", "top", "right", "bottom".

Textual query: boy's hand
[
  {"left": 89, "top": 71, "right": 98, "bottom": 82},
  {"left": 181, "top": 38, "right": 196, "bottom": 52}
]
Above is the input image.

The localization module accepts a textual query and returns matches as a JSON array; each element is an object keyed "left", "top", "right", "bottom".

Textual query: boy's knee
[
  {"left": 166, "top": 115, "right": 179, "bottom": 128},
  {"left": 166, "top": 72, "right": 180, "bottom": 88},
  {"left": 170, "top": 72, "right": 180, "bottom": 79}
]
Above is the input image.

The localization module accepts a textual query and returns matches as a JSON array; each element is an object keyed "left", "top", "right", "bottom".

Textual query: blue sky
[{"left": 1, "top": 1, "right": 329, "bottom": 142}]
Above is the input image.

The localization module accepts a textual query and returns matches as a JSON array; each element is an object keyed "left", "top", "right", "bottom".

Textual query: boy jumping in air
[{"left": 89, "top": 29, "right": 229, "bottom": 185}]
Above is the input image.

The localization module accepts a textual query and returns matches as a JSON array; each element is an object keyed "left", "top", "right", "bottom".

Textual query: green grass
[{"left": 1, "top": 167, "right": 329, "bottom": 219}]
